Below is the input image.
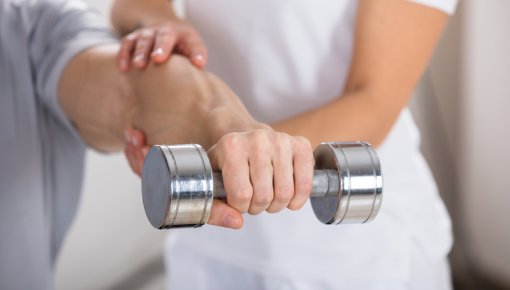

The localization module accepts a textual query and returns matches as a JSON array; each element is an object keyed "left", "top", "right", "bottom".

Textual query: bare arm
[
  {"left": 273, "top": 0, "right": 449, "bottom": 147},
  {"left": 58, "top": 44, "right": 313, "bottom": 228},
  {"left": 58, "top": 44, "right": 263, "bottom": 152}
]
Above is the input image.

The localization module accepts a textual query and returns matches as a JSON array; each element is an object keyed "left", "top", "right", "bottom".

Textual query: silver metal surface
[
  {"left": 141, "top": 142, "right": 383, "bottom": 229},
  {"left": 311, "top": 142, "right": 383, "bottom": 224},
  {"left": 142, "top": 144, "right": 213, "bottom": 228},
  {"left": 213, "top": 170, "right": 339, "bottom": 198}
]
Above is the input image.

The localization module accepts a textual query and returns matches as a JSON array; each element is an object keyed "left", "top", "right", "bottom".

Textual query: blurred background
[{"left": 55, "top": 1, "right": 510, "bottom": 289}]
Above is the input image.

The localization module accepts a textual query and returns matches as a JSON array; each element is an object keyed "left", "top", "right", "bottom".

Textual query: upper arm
[
  {"left": 344, "top": 0, "right": 450, "bottom": 112},
  {"left": 23, "top": 0, "right": 117, "bottom": 147}
]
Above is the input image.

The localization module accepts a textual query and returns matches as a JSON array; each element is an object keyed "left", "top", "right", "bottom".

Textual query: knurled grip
[{"left": 213, "top": 170, "right": 339, "bottom": 199}]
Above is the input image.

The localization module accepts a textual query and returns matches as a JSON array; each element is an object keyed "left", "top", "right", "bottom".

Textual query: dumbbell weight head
[
  {"left": 141, "top": 142, "right": 383, "bottom": 229},
  {"left": 311, "top": 142, "right": 382, "bottom": 224},
  {"left": 142, "top": 144, "right": 213, "bottom": 229}
]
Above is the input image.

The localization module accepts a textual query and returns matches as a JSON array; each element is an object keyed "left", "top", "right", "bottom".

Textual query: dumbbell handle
[
  {"left": 142, "top": 142, "right": 382, "bottom": 228},
  {"left": 212, "top": 170, "right": 339, "bottom": 199}
]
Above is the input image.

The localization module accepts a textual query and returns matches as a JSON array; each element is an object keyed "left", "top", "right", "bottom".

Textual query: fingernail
[
  {"left": 223, "top": 215, "right": 241, "bottom": 229},
  {"left": 131, "top": 136, "right": 139, "bottom": 147},
  {"left": 134, "top": 54, "right": 144, "bottom": 64},
  {"left": 142, "top": 147, "right": 149, "bottom": 157},
  {"left": 153, "top": 48, "right": 164, "bottom": 56},
  {"left": 194, "top": 53, "right": 204, "bottom": 62}
]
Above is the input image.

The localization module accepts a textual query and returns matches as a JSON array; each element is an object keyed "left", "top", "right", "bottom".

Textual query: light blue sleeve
[
  {"left": 23, "top": 0, "right": 118, "bottom": 137},
  {"left": 409, "top": 0, "right": 459, "bottom": 14}
]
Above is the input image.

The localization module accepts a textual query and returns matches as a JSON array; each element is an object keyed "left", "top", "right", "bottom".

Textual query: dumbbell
[{"left": 141, "top": 142, "right": 383, "bottom": 229}]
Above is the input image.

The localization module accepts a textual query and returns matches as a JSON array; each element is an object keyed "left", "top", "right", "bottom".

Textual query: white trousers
[{"left": 165, "top": 240, "right": 452, "bottom": 290}]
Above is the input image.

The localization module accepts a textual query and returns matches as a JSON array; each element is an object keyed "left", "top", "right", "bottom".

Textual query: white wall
[
  {"left": 55, "top": 153, "right": 166, "bottom": 290},
  {"left": 459, "top": 0, "right": 510, "bottom": 284},
  {"left": 414, "top": 1, "right": 510, "bottom": 285}
]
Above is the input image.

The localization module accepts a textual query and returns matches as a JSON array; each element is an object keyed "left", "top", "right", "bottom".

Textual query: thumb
[{"left": 208, "top": 199, "right": 244, "bottom": 229}]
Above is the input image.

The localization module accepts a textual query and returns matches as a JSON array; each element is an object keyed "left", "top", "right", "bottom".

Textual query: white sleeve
[{"left": 408, "top": 0, "right": 458, "bottom": 14}]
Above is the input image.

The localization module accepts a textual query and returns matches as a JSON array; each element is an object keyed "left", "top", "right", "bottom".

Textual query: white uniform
[{"left": 165, "top": 1, "right": 457, "bottom": 289}]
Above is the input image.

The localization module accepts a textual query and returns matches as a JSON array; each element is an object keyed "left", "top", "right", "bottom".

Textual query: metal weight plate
[
  {"left": 142, "top": 144, "right": 213, "bottom": 228},
  {"left": 311, "top": 142, "right": 383, "bottom": 224}
]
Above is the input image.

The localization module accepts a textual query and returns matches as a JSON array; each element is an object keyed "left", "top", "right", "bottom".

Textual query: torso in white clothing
[{"left": 166, "top": 0, "right": 454, "bottom": 285}]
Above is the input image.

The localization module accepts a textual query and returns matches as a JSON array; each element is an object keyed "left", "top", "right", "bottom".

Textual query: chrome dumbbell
[{"left": 141, "top": 142, "right": 383, "bottom": 229}]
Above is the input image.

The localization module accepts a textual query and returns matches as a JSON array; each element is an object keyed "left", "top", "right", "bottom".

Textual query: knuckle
[
  {"left": 158, "top": 24, "right": 174, "bottom": 34},
  {"left": 275, "top": 134, "right": 291, "bottom": 154},
  {"left": 295, "top": 136, "right": 312, "bottom": 151},
  {"left": 220, "top": 133, "right": 242, "bottom": 152},
  {"left": 274, "top": 185, "right": 294, "bottom": 203},
  {"left": 139, "top": 28, "right": 155, "bottom": 39},
  {"left": 250, "top": 131, "right": 272, "bottom": 154},
  {"left": 253, "top": 191, "right": 273, "bottom": 206},
  {"left": 157, "top": 31, "right": 175, "bottom": 41},
  {"left": 124, "top": 33, "right": 138, "bottom": 42},
  {"left": 296, "top": 178, "right": 312, "bottom": 196},
  {"left": 231, "top": 186, "right": 253, "bottom": 204}
]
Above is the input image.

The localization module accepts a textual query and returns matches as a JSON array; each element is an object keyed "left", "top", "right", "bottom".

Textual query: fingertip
[
  {"left": 133, "top": 54, "right": 147, "bottom": 69},
  {"left": 287, "top": 199, "right": 307, "bottom": 211},
  {"left": 209, "top": 200, "right": 244, "bottom": 229},
  {"left": 222, "top": 214, "right": 244, "bottom": 229},
  {"left": 123, "top": 128, "right": 131, "bottom": 142},
  {"left": 192, "top": 53, "right": 207, "bottom": 68},
  {"left": 151, "top": 48, "right": 167, "bottom": 63},
  {"left": 141, "top": 147, "right": 150, "bottom": 157}
]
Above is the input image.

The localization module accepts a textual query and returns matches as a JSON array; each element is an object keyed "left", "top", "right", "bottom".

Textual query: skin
[
  {"left": 112, "top": 0, "right": 449, "bottom": 150},
  {"left": 112, "top": 0, "right": 449, "bottom": 220},
  {"left": 58, "top": 45, "right": 314, "bottom": 229},
  {"left": 111, "top": 0, "right": 207, "bottom": 70},
  {"left": 272, "top": 0, "right": 449, "bottom": 147}
]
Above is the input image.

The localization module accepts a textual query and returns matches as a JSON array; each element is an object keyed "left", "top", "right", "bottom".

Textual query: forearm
[
  {"left": 59, "top": 43, "right": 265, "bottom": 152},
  {"left": 275, "top": 0, "right": 449, "bottom": 148},
  {"left": 127, "top": 55, "right": 268, "bottom": 148},
  {"left": 59, "top": 45, "right": 133, "bottom": 151},
  {"left": 111, "top": 0, "right": 177, "bottom": 35},
  {"left": 272, "top": 91, "right": 399, "bottom": 148}
]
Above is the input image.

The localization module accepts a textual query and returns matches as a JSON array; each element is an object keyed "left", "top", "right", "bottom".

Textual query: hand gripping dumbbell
[{"left": 141, "top": 142, "right": 383, "bottom": 229}]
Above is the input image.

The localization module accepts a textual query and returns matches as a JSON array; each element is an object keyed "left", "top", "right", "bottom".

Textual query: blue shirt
[{"left": 0, "top": 1, "right": 116, "bottom": 288}]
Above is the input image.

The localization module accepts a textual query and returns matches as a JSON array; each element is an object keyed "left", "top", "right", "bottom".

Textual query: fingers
[
  {"left": 209, "top": 139, "right": 253, "bottom": 214},
  {"left": 266, "top": 137, "right": 294, "bottom": 213},
  {"left": 117, "top": 20, "right": 208, "bottom": 72},
  {"left": 208, "top": 131, "right": 313, "bottom": 225},
  {"left": 247, "top": 135, "right": 274, "bottom": 215},
  {"left": 123, "top": 128, "right": 149, "bottom": 176},
  {"left": 288, "top": 137, "right": 314, "bottom": 211},
  {"left": 151, "top": 24, "right": 176, "bottom": 64},
  {"left": 207, "top": 199, "right": 244, "bottom": 229},
  {"left": 132, "top": 28, "right": 156, "bottom": 69},
  {"left": 177, "top": 29, "right": 208, "bottom": 68},
  {"left": 118, "top": 34, "right": 137, "bottom": 71}
]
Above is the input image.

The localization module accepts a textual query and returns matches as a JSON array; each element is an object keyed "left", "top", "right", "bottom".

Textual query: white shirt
[{"left": 166, "top": 1, "right": 457, "bottom": 288}]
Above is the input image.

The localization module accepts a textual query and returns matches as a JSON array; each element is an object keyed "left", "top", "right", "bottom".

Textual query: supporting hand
[{"left": 117, "top": 19, "right": 207, "bottom": 71}]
